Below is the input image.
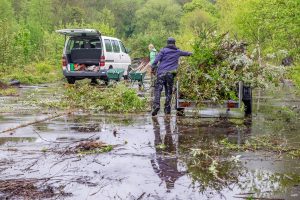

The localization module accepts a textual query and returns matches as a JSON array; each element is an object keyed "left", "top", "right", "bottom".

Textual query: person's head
[
  {"left": 167, "top": 37, "right": 176, "bottom": 45},
  {"left": 148, "top": 44, "right": 155, "bottom": 51}
]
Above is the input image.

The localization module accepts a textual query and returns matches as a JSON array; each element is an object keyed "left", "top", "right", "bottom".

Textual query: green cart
[
  {"left": 129, "top": 71, "right": 147, "bottom": 89},
  {"left": 107, "top": 68, "right": 125, "bottom": 81}
]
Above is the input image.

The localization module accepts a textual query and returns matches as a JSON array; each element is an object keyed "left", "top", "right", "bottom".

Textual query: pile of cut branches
[{"left": 177, "top": 30, "right": 285, "bottom": 103}]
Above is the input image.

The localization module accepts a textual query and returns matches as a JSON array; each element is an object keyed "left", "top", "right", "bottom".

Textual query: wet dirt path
[{"left": 0, "top": 83, "right": 299, "bottom": 200}]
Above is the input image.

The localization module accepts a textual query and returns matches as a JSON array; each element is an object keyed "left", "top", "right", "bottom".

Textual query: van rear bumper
[{"left": 63, "top": 70, "right": 108, "bottom": 79}]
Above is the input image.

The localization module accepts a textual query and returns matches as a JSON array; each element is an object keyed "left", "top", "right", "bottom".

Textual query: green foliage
[
  {"left": 127, "top": 31, "right": 169, "bottom": 58},
  {"left": 0, "top": 19, "right": 15, "bottom": 66},
  {"left": 111, "top": 0, "right": 145, "bottom": 37},
  {"left": 218, "top": 0, "right": 300, "bottom": 58},
  {"left": 180, "top": 9, "right": 216, "bottom": 32},
  {"left": 289, "top": 65, "right": 300, "bottom": 89},
  {"left": 63, "top": 84, "right": 147, "bottom": 113},
  {"left": 187, "top": 143, "right": 242, "bottom": 192},
  {"left": 0, "top": 0, "right": 116, "bottom": 67},
  {"left": 178, "top": 30, "right": 285, "bottom": 103},
  {"left": 220, "top": 135, "right": 300, "bottom": 158},
  {"left": 77, "top": 145, "right": 114, "bottom": 155},
  {"left": 0, "top": 0, "right": 14, "bottom": 21},
  {"left": 0, "top": 88, "right": 18, "bottom": 96},
  {"left": 183, "top": 0, "right": 219, "bottom": 17},
  {"left": 156, "top": 143, "right": 167, "bottom": 150},
  {"left": 135, "top": 0, "right": 182, "bottom": 34},
  {"left": 13, "top": 27, "right": 31, "bottom": 64},
  {"left": 28, "top": 0, "right": 53, "bottom": 30},
  {"left": 178, "top": 31, "right": 248, "bottom": 102},
  {"left": 1, "top": 62, "right": 62, "bottom": 84},
  {"left": 0, "top": 0, "right": 297, "bottom": 88}
]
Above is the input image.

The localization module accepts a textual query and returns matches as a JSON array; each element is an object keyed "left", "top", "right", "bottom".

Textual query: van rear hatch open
[
  {"left": 56, "top": 29, "right": 106, "bottom": 78},
  {"left": 56, "top": 29, "right": 103, "bottom": 64}
]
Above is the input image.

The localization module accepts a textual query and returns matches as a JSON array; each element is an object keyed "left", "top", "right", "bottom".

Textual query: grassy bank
[
  {"left": 289, "top": 64, "right": 300, "bottom": 89},
  {"left": 0, "top": 62, "right": 62, "bottom": 85}
]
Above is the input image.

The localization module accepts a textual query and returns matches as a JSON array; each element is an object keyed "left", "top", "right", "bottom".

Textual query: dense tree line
[{"left": 0, "top": 0, "right": 299, "bottom": 67}]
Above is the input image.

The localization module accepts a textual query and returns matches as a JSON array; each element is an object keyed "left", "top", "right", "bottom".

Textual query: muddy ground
[{"left": 0, "top": 83, "right": 299, "bottom": 200}]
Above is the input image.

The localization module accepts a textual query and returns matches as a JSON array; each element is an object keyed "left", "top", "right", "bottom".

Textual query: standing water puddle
[{"left": 0, "top": 84, "right": 299, "bottom": 199}]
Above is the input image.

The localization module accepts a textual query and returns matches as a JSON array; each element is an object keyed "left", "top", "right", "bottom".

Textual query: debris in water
[
  {"left": 62, "top": 140, "right": 115, "bottom": 155},
  {"left": 0, "top": 178, "right": 70, "bottom": 199}
]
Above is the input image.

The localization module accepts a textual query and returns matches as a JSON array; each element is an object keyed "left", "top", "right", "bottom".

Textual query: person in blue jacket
[{"left": 151, "top": 37, "right": 192, "bottom": 116}]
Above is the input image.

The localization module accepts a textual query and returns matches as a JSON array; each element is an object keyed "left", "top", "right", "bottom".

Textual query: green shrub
[
  {"left": 0, "top": 88, "right": 18, "bottom": 96},
  {"left": 177, "top": 30, "right": 285, "bottom": 103},
  {"left": 64, "top": 84, "right": 147, "bottom": 113},
  {"left": 289, "top": 65, "right": 300, "bottom": 89}
]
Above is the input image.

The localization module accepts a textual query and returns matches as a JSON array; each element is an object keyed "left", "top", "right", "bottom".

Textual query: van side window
[
  {"left": 111, "top": 40, "right": 120, "bottom": 53},
  {"left": 119, "top": 41, "right": 127, "bottom": 53},
  {"left": 104, "top": 39, "right": 113, "bottom": 52},
  {"left": 66, "top": 39, "right": 75, "bottom": 54}
]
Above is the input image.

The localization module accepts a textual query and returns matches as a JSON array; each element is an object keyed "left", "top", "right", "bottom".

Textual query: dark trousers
[{"left": 153, "top": 72, "right": 174, "bottom": 113}]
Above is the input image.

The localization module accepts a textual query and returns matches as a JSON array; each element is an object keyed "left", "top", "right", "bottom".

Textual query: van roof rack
[{"left": 56, "top": 29, "right": 101, "bottom": 37}]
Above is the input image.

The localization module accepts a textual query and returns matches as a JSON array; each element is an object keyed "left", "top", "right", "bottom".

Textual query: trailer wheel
[
  {"left": 176, "top": 108, "right": 185, "bottom": 116},
  {"left": 67, "top": 77, "right": 75, "bottom": 84},
  {"left": 243, "top": 99, "right": 252, "bottom": 116},
  {"left": 242, "top": 85, "right": 252, "bottom": 116}
]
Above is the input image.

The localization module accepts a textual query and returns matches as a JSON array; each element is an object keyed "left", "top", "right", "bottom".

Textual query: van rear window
[
  {"left": 111, "top": 40, "right": 120, "bottom": 53},
  {"left": 104, "top": 39, "right": 113, "bottom": 52},
  {"left": 66, "top": 37, "right": 101, "bottom": 53}
]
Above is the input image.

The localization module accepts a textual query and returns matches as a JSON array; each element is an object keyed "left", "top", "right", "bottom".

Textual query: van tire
[
  {"left": 67, "top": 77, "right": 76, "bottom": 84},
  {"left": 103, "top": 78, "right": 109, "bottom": 86}
]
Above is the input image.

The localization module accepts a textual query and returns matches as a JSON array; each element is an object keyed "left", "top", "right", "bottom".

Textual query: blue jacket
[{"left": 152, "top": 44, "right": 192, "bottom": 76}]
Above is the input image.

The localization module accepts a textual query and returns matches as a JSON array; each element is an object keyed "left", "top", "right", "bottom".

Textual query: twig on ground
[{"left": 136, "top": 192, "right": 146, "bottom": 200}]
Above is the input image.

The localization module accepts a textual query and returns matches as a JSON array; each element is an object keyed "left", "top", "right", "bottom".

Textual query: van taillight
[
  {"left": 100, "top": 56, "right": 105, "bottom": 67},
  {"left": 62, "top": 56, "right": 67, "bottom": 67}
]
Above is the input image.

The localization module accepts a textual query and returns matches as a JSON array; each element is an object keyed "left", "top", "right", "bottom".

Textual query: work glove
[
  {"left": 151, "top": 69, "right": 156, "bottom": 75},
  {"left": 151, "top": 64, "right": 157, "bottom": 75}
]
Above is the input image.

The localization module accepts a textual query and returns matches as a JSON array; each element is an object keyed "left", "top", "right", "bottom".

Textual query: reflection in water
[
  {"left": 71, "top": 124, "right": 101, "bottom": 133},
  {"left": 69, "top": 116, "right": 102, "bottom": 133},
  {"left": 151, "top": 117, "right": 185, "bottom": 192},
  {"left": 62, "top": 115, "right": 136, "bottom": 133},
  {"left": 150, "top": 117, "right": 254, "bottom": 193}
]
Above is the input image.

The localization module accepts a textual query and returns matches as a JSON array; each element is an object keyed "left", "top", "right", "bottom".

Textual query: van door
[
  {"left": 103, "top": 39, "right": 115, "bottom": 69},
  {"left": 119, "top": 40, "right": 131, "bottom": 74},
  {"left": 111, "top": 39, "right": 122, "bottom": 69}
]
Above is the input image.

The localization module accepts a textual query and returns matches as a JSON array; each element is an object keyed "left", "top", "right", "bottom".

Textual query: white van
[{"left": 56, "top": 29, "right": 131, "bottom": 84}]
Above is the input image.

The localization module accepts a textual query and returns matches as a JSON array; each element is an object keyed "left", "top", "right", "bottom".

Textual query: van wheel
[
  {"left": 67, "top": 77, "right": 76, "bottom": 84},
  {"left": 103, "top": 78, "right": 109, "bottom": 86}
]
